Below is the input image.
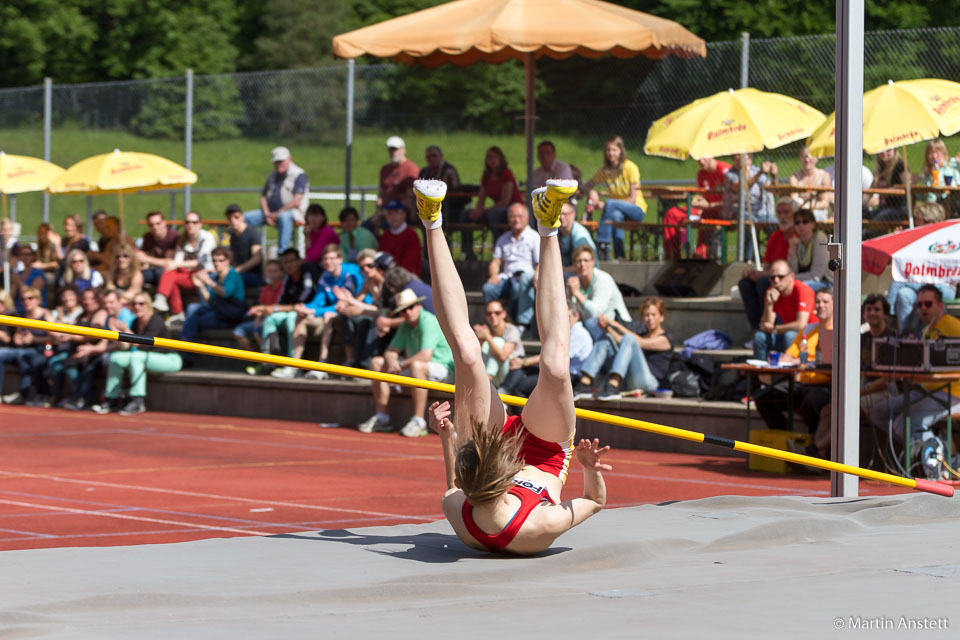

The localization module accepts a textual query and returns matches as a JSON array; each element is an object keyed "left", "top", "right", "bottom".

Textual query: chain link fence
[{"left": 1, "top": 26, "right": 958, "bottom": 229}]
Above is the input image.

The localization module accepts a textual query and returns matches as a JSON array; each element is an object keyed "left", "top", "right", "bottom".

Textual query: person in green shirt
[
  {"left": 339, "top": 207, "right": 379, "bottom": 263},
  {"left": 358, "top": 288, "right": 453, "bottom": 437}
]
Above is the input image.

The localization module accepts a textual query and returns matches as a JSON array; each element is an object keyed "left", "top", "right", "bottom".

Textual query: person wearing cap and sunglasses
[
  {"left": 242, "top": 146, "right": 310, "bottom": 252},
  {"left": 358, "top": 287, "right": 453, "bottom": 437}
]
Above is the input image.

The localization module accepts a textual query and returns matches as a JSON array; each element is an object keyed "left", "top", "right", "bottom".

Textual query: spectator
[
  {"left": 0, "top": 290, "right": 22, "bottom": 403},
  {"left": 12, "top": 245, "right": 48, "bottom": 310},
  {"left": 358, "top": 288, "right": 454, "bottom": 438},
  {"left": 869, "top": 148, "right": 907, "bottom": 221},
  {"left": 787, "top": 208, "right": 832, "bottom": 292},
  {"left": 558, "top": 202, "right": 596, "bottom": 271},
  {"left": 180, "top": 247, "right": 246, "bottom": 365},
  {"left": 582, "top": 135, "right": 648, "bottom": 260},
  {"left": 482, "top": 203, "right": 540, "bottom": 336},
  {"left": 876, "top": 286, "right": 960, "bottom": 457},
  {"left": 136, "top": 211, "right": 179, "bottom": 286},
  {"left": 59, "top": 214, "right": 91, "bottom": 265},
  {"left": 812, "top": 295, "right": 896, "bottom": 459},
  {"left": 532, "top": 140, "right": 575, "bottom": 188},
  {"left": 696, "top": 156, "right": 732, "bottom": 216},
  {"left": 104, "top": 245, "right": 144, "bottom": 305},
  {"left": 86, "top": 209, "right": 109, "bottom": 269},
  {"left": 58, "top": 248, "right": 104, "bottom": 295},
  {"left": 92, "top": 215, "right": 135, "bottom": 273},
  {"left": 272, "top": 244, "right": 361, "bottom": 379},
  {"left": 474, "top": 299, "right": 525, "bottom": 388},
  {"left": 234, "top": 259, "right": 284, "bottom": 354},
  {"left": 93, "top": 292, "right": 183, "bottom": 416},
  {"left": 465, "top": 146, "right": 523, "bottom": 234},
  {"left": 757, "top": 288, "right": 835, "bottom": 438},
  {"left": 722, "top": 153, "right": 776, "bottom": 225},
  {"left": 45, "top": 285, "right": 83, "bottom": 405},
  {"left": 246, "top": 248, "right": 321, "bottom": 372},
  {"left": 499, "top": 302, "right": 592, "bottom": 402},
  {"left": 374, "top": 136, "right": 419, "bottom": 230},
  {"left": 33, "top": 223, "right": 61, "bottom": 273},
  {"left": 754, "top": 259, "right": 818, "bottom": 362},
  {"left": 6, "top": 286, "right": 55, "bottom": 406},
  {"left": 1, "top": 216, "right": 21, "bottom": 259},
  {"left": 338, "top": 207, "right": 378, "bottom": 263},
  {"left": 566, "top": 245, "right": 631, "bottom": 341},
  {"left": 224, "top": 203, "right": 263, "bottom": 288},
  {"left": 378, "top": 200, "right": 422, "bottom": 276},
  {"left": 244, "top": 146, "right": 309, "bottom": 252},
  {"left": 52, "top": 285, "right": 83, "bottom": 324},
  {"left": 661, "top": 157, "right": 731, "bottom": 260},
  {"left": 52, "top": 287, "right": 107, "bottom": 411},
  {"left": 788, "top": 145, "right": 833, "bottom": 220},
  {"left": 333, "top": 250, "right": 390, "bottom": 368},
  {"left": 918, "top": 139, "right": 960, "bottom": 212},
  {"left": 572, "top": 296, "right": 673, "bottom": 400},
  {"left": 739, "top": 197, "right": 798, "bottom": 333},
  {"left": 63, "top": 289, "right": 133, "bottom": 410},
  {"left": 152, "top": 212, "right": 217, "bottom": 324},
  {"left": 419, "top": 145, "right": 471, "bottom": 259},
  {"left": 302, "top": 203, "right": 340, "bottom": 265},
  {"left": 823, "top": 162, "right": 874, "bottom": 192}
]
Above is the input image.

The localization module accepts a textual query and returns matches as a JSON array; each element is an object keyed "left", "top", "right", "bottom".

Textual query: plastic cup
[
  {"left": 768, "top": 352, "right": 781, "bottom": 367},
  {"left": 946, "top": 175, "right": 954, "bottom": 186}
]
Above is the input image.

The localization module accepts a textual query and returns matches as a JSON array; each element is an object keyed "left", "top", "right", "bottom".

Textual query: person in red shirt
[
  {"left": 754, "top": 259, "right": 818, "bottom": 361},
  {"left": 738, "top": 197, "right": 798, "bottom": 331},
  {"left": 378, "top": 201, "right": 423, "bottom": 277},
  {"left": 689, "top": 156, "right": 733, "bottom": 259},
  {"left": 372, "top": 136, "right": 420, "bottom": 232}
]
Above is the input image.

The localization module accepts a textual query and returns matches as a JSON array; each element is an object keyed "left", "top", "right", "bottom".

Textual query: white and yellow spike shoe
[
  {"left": 531, "top": 179, "right": 578, "bottom": 235},
  {"left": 413, "top": 179, "right": 447, "bottom": 229}
]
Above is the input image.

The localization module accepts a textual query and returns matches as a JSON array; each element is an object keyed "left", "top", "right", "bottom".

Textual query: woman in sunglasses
[
  {"left": 152, "top": 213, "right": 216, "bottom": 324},
  {"left": 787, "top": 209, "right": 832, "bottom": 292},
  {"left": 93, "top": 293, "right": 182, "bottom": 416}
]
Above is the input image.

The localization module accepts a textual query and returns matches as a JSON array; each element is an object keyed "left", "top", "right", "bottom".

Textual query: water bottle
[
  {"left": 932, "top": 161, "right": 941, "bottom": 186},
  {"left": 798, "top": 335, "right": 808, "bottom": 364},
  {"left": 43, "top": 342, "right": 53, "bottom": 358}
]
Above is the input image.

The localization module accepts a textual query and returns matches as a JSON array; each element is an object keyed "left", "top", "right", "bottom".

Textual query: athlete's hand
[
  {"left": 575, "top": 438, "right": 612, "bottom": 472},
  {"left": 429, "top": 401, "right": 454, "bottom": 439}
]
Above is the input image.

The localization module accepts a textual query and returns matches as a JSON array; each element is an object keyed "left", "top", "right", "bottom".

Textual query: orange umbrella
[{"left": 333, "top": 0, "right": 705, "bottom": 190}]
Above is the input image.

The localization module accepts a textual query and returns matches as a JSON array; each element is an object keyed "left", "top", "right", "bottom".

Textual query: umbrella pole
[{"left": 902, "top": 145, "right": 914, "bottom": 229}]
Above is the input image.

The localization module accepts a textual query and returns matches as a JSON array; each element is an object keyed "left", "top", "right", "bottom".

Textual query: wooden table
[{"left": 864, "top": 370, "right": 960, "bottom": 475}]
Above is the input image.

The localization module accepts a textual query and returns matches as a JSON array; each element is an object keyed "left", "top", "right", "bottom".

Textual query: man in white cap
[
  {"left": 358, "top": 287, "right": 453, "bottom": 438},
  {"left": 373, "top": 136, "right": 419, "bottom": 228},
  {"left": 244, "top": 146, "right": 310, "bottom": 252}
]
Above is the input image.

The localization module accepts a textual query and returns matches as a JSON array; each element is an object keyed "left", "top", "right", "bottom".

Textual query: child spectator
[
  {"left": 338, "top": 207, "right": 378, "bottom": 263},
  {"left": 378, "top": 200, "right": 422, "bottom": 276},
  {"left": 180, "top": 247, "right": 246, "bottom": 364},
  {"left": 234, "top": 259, "right": 284, "bottom": 354}
]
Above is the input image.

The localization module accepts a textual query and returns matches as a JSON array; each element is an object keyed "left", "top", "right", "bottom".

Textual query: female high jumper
[{"left": 413, "top": 177, "right": 612, "bottom": 555}]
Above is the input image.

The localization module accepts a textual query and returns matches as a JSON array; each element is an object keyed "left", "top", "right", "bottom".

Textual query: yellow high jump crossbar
[{"left": 0, "top": 314, "right": 953, "bottom": 498}]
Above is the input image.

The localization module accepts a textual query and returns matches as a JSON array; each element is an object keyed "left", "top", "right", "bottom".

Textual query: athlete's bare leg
[
  {"left": 520, "top": 180, "right": 579, "bottom": 443},
  {"left": 416, "top": 180, "right": 506, "bottom": 440}
]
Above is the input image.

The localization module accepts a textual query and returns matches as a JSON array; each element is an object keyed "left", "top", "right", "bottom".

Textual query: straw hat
[{"left": 390, "top": 288, "right": 426, "bottom": 316}]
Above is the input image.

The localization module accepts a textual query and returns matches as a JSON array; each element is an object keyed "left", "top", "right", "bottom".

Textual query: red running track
[{"left": 0, "top": 405, "right": 905, "bottom": 551}]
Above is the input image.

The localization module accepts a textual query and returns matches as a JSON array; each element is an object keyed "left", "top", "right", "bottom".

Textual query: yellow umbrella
[
  {"left": 46, "top": 149, "right": 197, "bottom": 196},
  {"left": 333, "top": 0, "right": 705, "bottom": 191},
  {"left": 807, "top": 78, "right": 960, "bottom": 157},
  {"left": 0, "top": 151, "right": 65, "bottom": 195},
  {"left": 46, "top": 149, "right": 197, "bottom": 216},
  {"left": 643, "top": 88, "right": 827, "bottom": 160}
]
